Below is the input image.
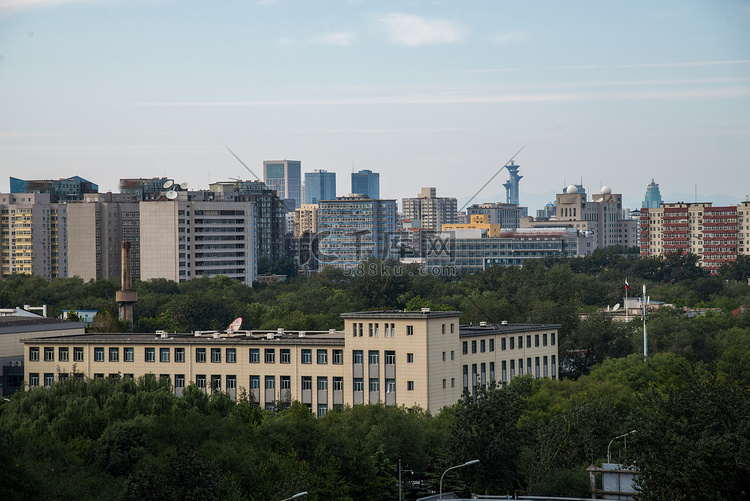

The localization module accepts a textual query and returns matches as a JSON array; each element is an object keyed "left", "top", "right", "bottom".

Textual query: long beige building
[{"left": 23, "top": 310, "right": 559, "bottom": 415}]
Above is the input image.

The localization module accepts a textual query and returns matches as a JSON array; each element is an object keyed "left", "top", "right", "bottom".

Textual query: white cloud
[
  {"left": 310, "top": 31, "right": 357, "bottom": 47},
  {"left": 377, "top": 13, "right": 462, "bottom": 46}
]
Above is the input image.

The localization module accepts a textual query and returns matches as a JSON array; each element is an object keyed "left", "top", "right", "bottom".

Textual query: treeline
[{"left": 1, "top": 353, "right": 748, "bottom": 500}]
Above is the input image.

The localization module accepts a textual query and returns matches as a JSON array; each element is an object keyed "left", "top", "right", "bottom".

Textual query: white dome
[
  {"left": 566, "top": 184, "right": 578, "bottom": 194},
  {"left": 600, "top": 186, "right": 612, "bottom": 195}
]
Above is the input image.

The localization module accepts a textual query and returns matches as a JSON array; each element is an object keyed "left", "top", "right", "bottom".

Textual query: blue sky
[{"left": 1, "top": 0, "right": 749, "bottom": 210}]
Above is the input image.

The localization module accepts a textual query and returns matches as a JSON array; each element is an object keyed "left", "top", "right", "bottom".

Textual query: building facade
[
  {"left": 467, "top": 202, "right": 527, "bottom": 230},
  {"left": 1, "top": 193, "right": 67, "bottom": 279},
  {"left": 401, "top": 187, "right": 458, "bottom": 232},
  {"left": 316, "top": 195, "right": 398, "bottom": 270},
  {"left": 67, "top": 193, "right": 141, "bottom": 282},
  {"left": 23, "top": 310, "right": 559, "bottom": 414},
  {"left": 642, "top": 179, "right": 663, "bottom": 209},
  {"left": 351, "top": 169, "right": 380, "bottom": 199},
  {"left": 639, "top": 201, "right": 750, "bottom": 274},
  {"left": 120, "top": 177, "right": 175, "bottom": 201},
  {"left": 10, "top": 176, "right": 98, "bottom": 202},
  {"left": 139, "top": 199, "right": 257, "bottom": 284},
  {"left": 264, "top": 160, "right": 302, "bottom": 209},
  {"left": 304, "top": 170, "right": 336, "bottom": 204}
]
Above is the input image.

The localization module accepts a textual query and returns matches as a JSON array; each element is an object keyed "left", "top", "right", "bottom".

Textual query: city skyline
[{"left": 1, "top": 1, "right": 749, "bottom": 210}]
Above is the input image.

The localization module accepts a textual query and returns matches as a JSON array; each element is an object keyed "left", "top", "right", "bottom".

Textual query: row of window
[
  {"left": 461, "top": 333, "right": 556, "bottom": 355},
  {"left": 462, "top": 355, "right": 557, "bottom": 388},
  {"left": 351, "top": 322, "right": 455, "bottom": 337},
  {"left": 351, "top": 350, "right": 410, "bottom": 365}
]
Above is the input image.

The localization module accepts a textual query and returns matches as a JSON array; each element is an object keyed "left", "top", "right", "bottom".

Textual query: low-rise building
[{"left": 23, "top": 310, "right": 559, "bottom": 414}]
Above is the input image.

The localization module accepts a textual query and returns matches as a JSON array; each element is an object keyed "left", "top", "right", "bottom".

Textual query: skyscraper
[
  {"left": 264, "top": 160, "right": 302, "bottom": 209},
  {"left": 401, "top": 187, "right": 457, "bottom": 231},
  {"left": 642, "top": 179, "right": 663, "bottom": 209},
  {"left": 304, "top": 170, "right": 336, "bottom": 204},
  {"left": 351, "top": 169, "right": 380, "bottom": 199}
]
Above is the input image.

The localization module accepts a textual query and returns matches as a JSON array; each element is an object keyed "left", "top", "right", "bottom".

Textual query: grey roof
[
  {"left": 459, "top": 323, "right": 561, "bottom": 337},
  {"left": 340, "top": 310, "right": 462, "bottom": 319},
  {"left": 0, "top": 315, "right": 85, "bottom": 334}
]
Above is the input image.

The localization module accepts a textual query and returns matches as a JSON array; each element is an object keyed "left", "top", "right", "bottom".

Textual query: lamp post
[
  {"left": 607, "top": 430, "right": 637, "bottom": 463},
  {"left": 280, "top": 492, "right": 307, "bottom": 501},
  {"left": 439, "top": 459, "right": 479, "bottom": 500}
]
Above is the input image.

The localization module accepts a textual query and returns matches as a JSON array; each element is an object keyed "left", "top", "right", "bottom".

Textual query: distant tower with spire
[
  {"left": 503, "top": 161, "right": 522, "bottom": 205},
  {"left": 642, "top": 179, "right": 663, "bottom": 209}
]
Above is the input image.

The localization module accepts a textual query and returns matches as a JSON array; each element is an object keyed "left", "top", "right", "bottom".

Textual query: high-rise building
[
  {"left": 642, "top": 179, "right": 663, "bottom": 209},
  {"left": 264, "top": 160, "right": 302, "bottom": 209},
  {"left": 67, "top": 193, "right": 140, "bottom": 282},
  {"left": 0, "top": 193, "right": 67, "bottom": 279},
  {"left": 120, "top": 177, "right": 175, "bottom": 201},
  {"left": 520, "top": 185, "right": 638, "bottom": 249},
  {"left": 10, "top": 176, "right": 98, "bottom": 202},
  {"left": 209, "top": 180, "right": 290, "bottom": 262},
  {"left": 639, "top": 201, "right": 750, "bottom": 274},
  {"left": 502, "top": 161, "right": 523, "bottom": 205},
  {"left": 317, "top": 195, "right": 397, "bottom": 270},
  {"left": 139, "top": 198, "right": 256, "bottom": 284},
  {"left": 351, "top": 169, "right": 380, "bottom": 199},
  {"left": 304, "top": 170, "right": 336, "bottom": 204},
  {"left": 294, "top": 204, "right": 318, "bottom": 238},
  {"left": 401, "top": 187, "right": 457, "bottom": 232}
]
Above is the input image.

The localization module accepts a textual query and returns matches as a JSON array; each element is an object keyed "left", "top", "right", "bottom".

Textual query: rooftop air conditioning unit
[
  {"left": 299, "top": 332, "right": 306, "bottom": 338},
  {"left": 479, "top": 321, "right": 488, "bottom": 327},
  {"left": 501, "top": 320, "right": 509, "bottom": 325},
  {"left": 421, "top": 308, "right": 431, "bottom": 313},
  {"left": 267, "top": 333, "right": 274, "bottom": 340}
]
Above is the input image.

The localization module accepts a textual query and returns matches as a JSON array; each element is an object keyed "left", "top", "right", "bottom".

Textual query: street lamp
[
  {"left": 607, "top": 430, "right": 637, "bottom": 463},
  {"left": 280, "top": 492, "right": 307, "bottom": 501},
  {"left": 439, "top": 459, "right": 479, "bottom": 500}
]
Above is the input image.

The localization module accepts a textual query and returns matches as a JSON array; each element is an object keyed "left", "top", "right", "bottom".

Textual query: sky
[{"left": 1, "top": 0, "right": 749, "bottom": 211}]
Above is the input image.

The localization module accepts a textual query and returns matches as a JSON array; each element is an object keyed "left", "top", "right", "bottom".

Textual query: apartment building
[
  {"left": 139, "top": 198, "right": 257, "bottom": 284},
  {"left": 0, "top": 193, "right": 67, "bottom": 279},
  {"left": 294, "top": 204, "right": 318, "bottom": 238},
  {"left": 640, "top": 200, "right": 750, "bottom": 273},
  {"left": 402, "top": 187, "right": 457, "bottom": 232},
  {"left": 23, "top": 310, "right": 559, "bottom": 415},
  {"left": 10, "top": 175, "right": 98, "bottom": 202}
]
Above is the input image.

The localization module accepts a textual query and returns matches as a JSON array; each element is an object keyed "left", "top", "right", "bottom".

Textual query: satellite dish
[
  {"left": 227, "top": 317, "right": 242, "bottom": 332},
  {"left": 166, "top": 190, "right": 178, "bottom": 200},
  {"left": 613, "top": 303, "right": 621, "bottom": 311},
  {"left": 163, "top": 180, "right": 174, "bottom": 189},
  {"left": 180, "top": 182, "right": 189, "bottom": 190}
]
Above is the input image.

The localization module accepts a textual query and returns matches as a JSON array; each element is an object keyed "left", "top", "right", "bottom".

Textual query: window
[
  {"left": 250, "top": 375, "right": 260, "bottom": 389},
  {"left": 518, "top": 336, "right": 523, "bottom": 349},
  {"left": 352, "top": 323, "right": 357, "bottom": 337},
  {"left": 145, "top": 348, "right": 155, "bottom": 362},
  {"left": 94, "top": 347, "right": 104, "bottom": 362},
  {"left": 480, "top": 339, "right": 486, "bottom": 352},
  {"left": 462, "top": 341, "right": 468, "bottom": 354},
  {"left": 249, "top": 348, "right": 260, "bottom": 363},
  {"left": 358, "top": 323, "right": 363, "bottom": 337},
  {"left": 353, "top": 378, "right": 364, "bottom": 392},
  {"left": 302, "top": 376, "right": 312, "bottom": 390},
  {"left": 374, "top": 323, "right": 379, "bottom": 337},
  {"left": 301, "top": 349, "right": 312, "bottom": 364},
  {"left": 490, "top": 338, "right": 495, "bottom": 352},
  {"left": 442, "top": 351, "right": 446, "bottom": 361},
  {"left": 543, "top": 333, "right": 548, "bottom": 346},
  {"left": 389, "top": 323, "right": 395, "bottom": 337},
  {"left": 74, "top": 347, "right": 84, "bottom": 362},
  {"left": 175, "top": 374, "right": 185, "bottom": 388},
  {"left": 109, "top": 347, "right": 119, "bottom": 362},
  {"left": 211, "top": 348, "right": 221, "bottom": 363},
  {"left": 451, "top": 377, "right": 455, "bottom": 387},
  {"left": 124, "top": 347, "right": 134, "bottom": 362},
  {"left": 407, "top": 353, "right": 414, "bottom": 363},
  {"left": 332, "top": 349, "right": 343, "bottom": 365},
  {"left": 226, "top": 348, "right": 236, "bottom": 363},
  {"left": 510, "top": 337, "right": 515, "bottom": 350},
  {"left": 385, "top": 351, "right": 396, "bottom": 365},
  {"left": 526, "top": 335, "right": 531, "bottom": 348},
  {"left": 407, "top": 381, "right": 414, "bottom": 391},
  {"left": 317, "top": 404, "right": 328, "bottom": 417},
  {"left": 59, "top": 347, "right": 69, "bottom": 362},
  {"left": 280, "top": 349, "right": 290, "bottom": 364},
  {"left": 451, "top": 350, "right": 454, "bottom": 360},
  {"left": 318, "top": 377, "right": 328, "bottom": 391},
  {"left": 535, "top": 334, "right": 540, "bottom": 347},
  {"left": 386, "top": 379, "right": 396, "bottom": 393},
  {"left": 442, "top": 379, "right": 446, "bottom": 388},
  {"left": 501, "top": 338, "right": 506, "bottom": 351},
  {"left": 333, "top": 377, "right": 343, "bottom": 391},
  {"left": 471, "top": 340, "right": 477, "bottom": 353},
  {"left": 196, "top": 348, "right": 206, "bottom": 363},
  {"left": 280, "top": 376, "right": 291, "bottom": 390},
  {"left": 451, "top": 323, "right": 455, "bottom": 333},
  {"left": 551, "top": 355, "right": 557, "bottom": 378},
  {"left": 45, "top": 347, "right": 55, "bottom": 362},
  {"left": 196, "top": 375, "right": 206, "bottom": 389},
  {"left": 406, "top": 325, "right": 414, "bottom": 336},
  {"left": 44, "top": 373, "right": 54, "bottom": 387},
  {"left": 535, "top": 357, "right": 540, "bottom": 378},
  {"left": 160, "top": 348, "right": 170, "bottom": 362},
  {"left": 551, "top": 333, "right": 556, "bottom": 345},
  {"left": 265, "top": 376, "right": 275, "bottom": 390},
  {"left": 369, "top": 378, "right": 380, "bottom": 392},
  {"left": 211, "top": 375, "right": 221, "bottom": 391},
  {"left": 175, "top": 347, "right": 185, "bottom": 363},
  {"left": 353, "top": 350, "right": 363, "bottom": 364},
  {"left": 368, "top": 323, "right": 373, "bottom": 337},
  {"left": 368, "top": 350, "right": 379, "bottom": 365},
  {"left": 265, "top": 349, "right": 275, "bottom": 363},
  {"left": 317, "top": 349, "right": 328, "bottom": 364},
  {"left": 29, "top": 347, "right": 39, "bottom": 361},
  {"left": 442, "top": 324, "right": 446, "bottom": 334}
]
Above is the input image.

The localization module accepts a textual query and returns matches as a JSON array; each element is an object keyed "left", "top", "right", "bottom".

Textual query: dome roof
[
  {"left": 566, "top": 184, "right": 578, "bottom": 194},
  {"left": 600, "top": 186, "right": 612, "bottom": 195}
]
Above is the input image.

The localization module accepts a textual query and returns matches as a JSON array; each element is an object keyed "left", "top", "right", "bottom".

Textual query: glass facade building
[
  {"left": 304, "top": 170, "right": 336, "bottom": 204},
  {"left": 351, "top": 170, "right": 380, "bottom": 199}
]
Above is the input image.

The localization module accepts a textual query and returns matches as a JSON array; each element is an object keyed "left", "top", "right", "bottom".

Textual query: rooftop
[
  {"left": 460, "top": 322, "right": 561, "bottom": 337},
  {"left": 340, "top": 310, "right": 462, "bottom": 319},
  {"left": 0, "top": 316, "right": 85, "bottom": 334}
]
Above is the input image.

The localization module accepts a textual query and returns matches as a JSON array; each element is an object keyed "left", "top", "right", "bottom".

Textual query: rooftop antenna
[
  {"left": 459, "top": 144, "right": 526, "bottom": 212},
  {"left": 222, "top": 142, "right": 261, "bottom": 181}
]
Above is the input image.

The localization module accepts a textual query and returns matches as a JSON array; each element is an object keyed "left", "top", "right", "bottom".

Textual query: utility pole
[{"left": 642, "top": 284, "right": 649, "bottom": 359}]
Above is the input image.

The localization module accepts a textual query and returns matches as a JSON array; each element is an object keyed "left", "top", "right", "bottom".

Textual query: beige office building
[
  {"left": 402, "top": 188, "right": 457, "bottom": 232},
  {"left": 24, "top": 310, "right": 559, "bottom": 415},
  {"left": 0, "top": 193, "right": 67, "bottom": 279},
  {"left": 294, "top": 204, "right": 318, "bottom": 238}
]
